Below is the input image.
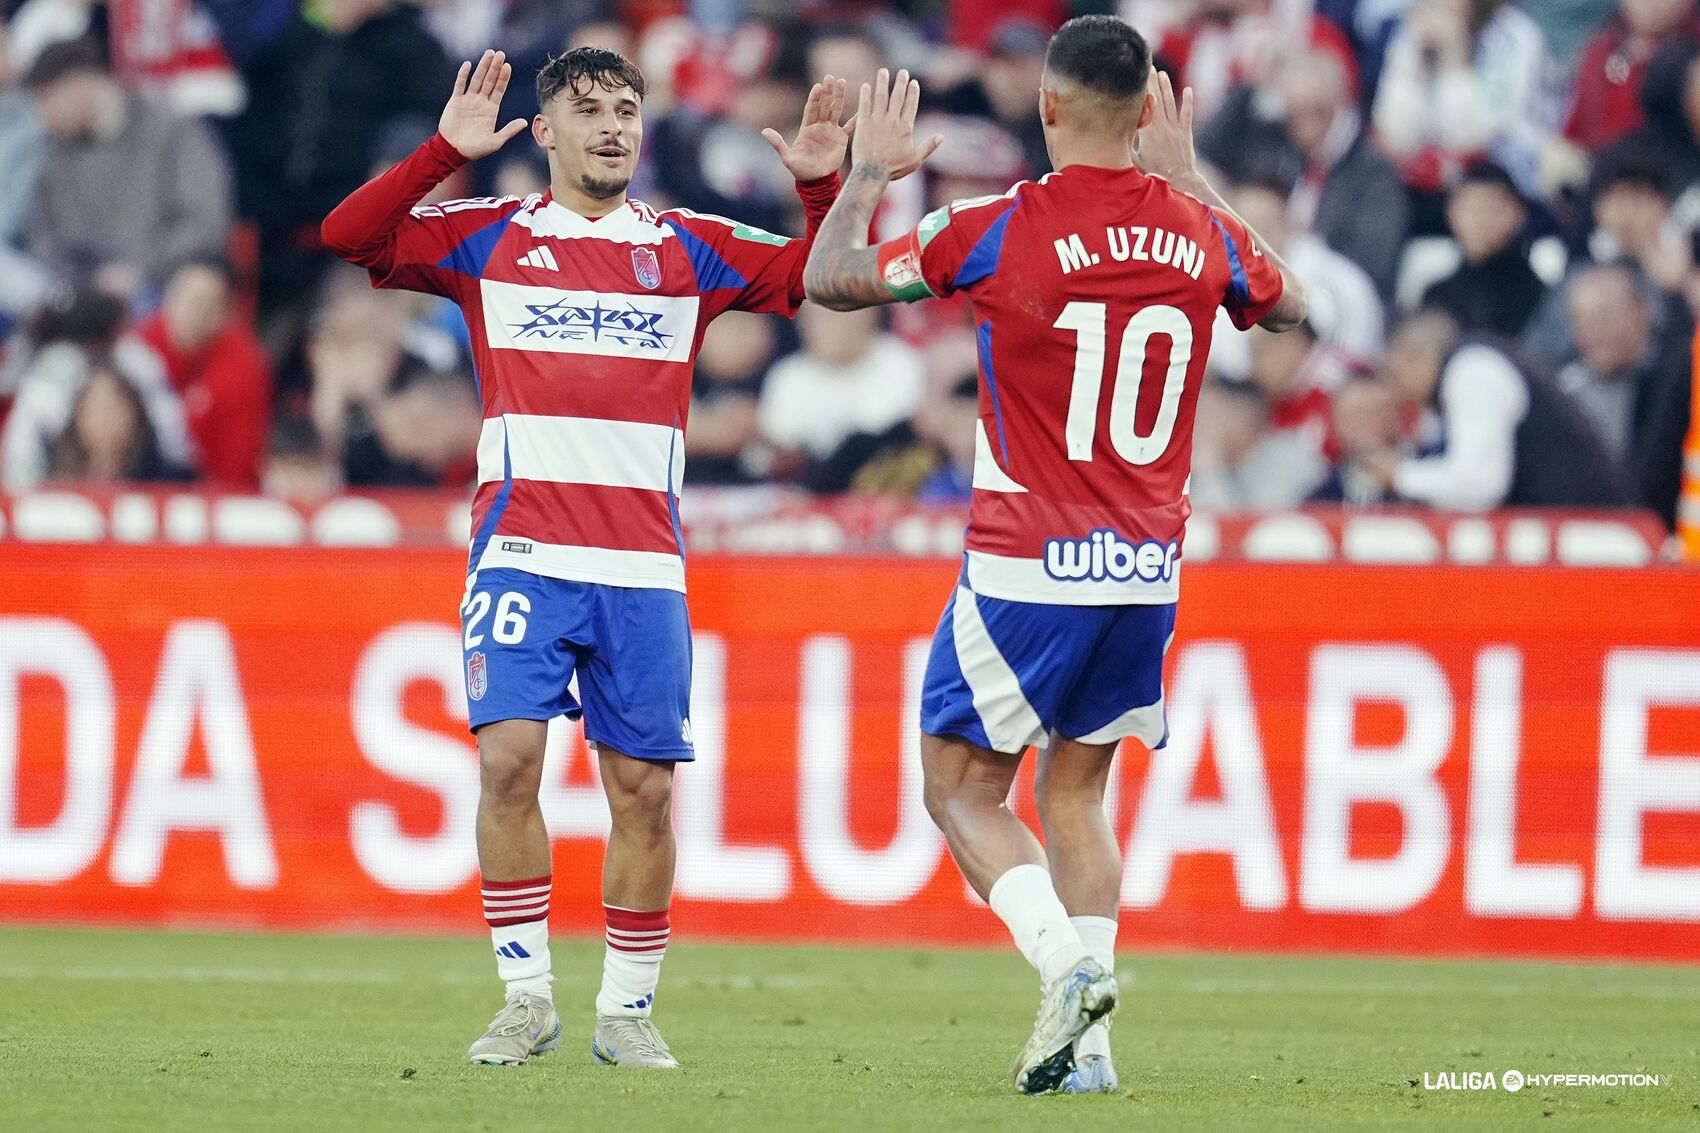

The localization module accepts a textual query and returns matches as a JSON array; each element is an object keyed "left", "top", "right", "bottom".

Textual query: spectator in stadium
[
  {"left": 1, "top": 288, "right": 190, "bottom": 491},
  {"left": 1245, "top": 320, "right": 1336, "bottom": 444},
  {"left": 343, "top": 367, "right": 482, "bottom": 488},
  {"left": 44, "top": 364, "right": 180, "bottom": 485},
  {"left": 1210, "top": 178, "right": 1384, "bottom": 377},
  {"left": 1190, "top": 377, "right": 1327, "bottom": 510},
  {"left": 304, "top": 283, "right": 428, "bottom": 460},
  {"left": 230, "top": 0, "right": 452, "bottom": 327},
  {"left": 261, "top": 414, "right": 343, "bottom": 503},
  {"left": 926, "top": 16, "right": 1052, "bottom": 178},
  {"left": 1308, "top": 373, "right": 1409, "bottom": 505},
  {"left": 1522, "top": 156, "right": 1687, "bottom": 370},
  {"left": 1125, "top": 0, "right": 1358, "bottom": 124},
  {"left": 129, "top": 259, "right": 272, "bottom": 490},
  {"left": 684, "top": 310, "right": 784, "bottom": 486},
  {"left": 1563, "top": 0, "right": 1700, "bottom": 154},
  {"left": 23, "top": 38, "right": 232, "bottom": 302},
  {"left": 1370, "top": 0, "right": 1558, "bottom": 204},
  {"left": 756, "top": 303, "right": 924, "bottom": 482},
  {"left": 1599, "top": 40, "right": 1700, "bottom": 195},
  {"left": 1198, "top": 45, "right": 1410, "bottom": 296},
  {"left": 0, "top": 23, "right": 51, "bottom": 321},
  {"left": 1368, "top": 308, "right": 1634, "bottom": 508},
  {"left": 1560, "top": 262, "right": 1695, "bottom": 523},
  {"left": 1420, "top": 162, "right": 1547, "bottom": 337},
  {"left": 802, "top": 328, "right": 981, "bottom": 498}
]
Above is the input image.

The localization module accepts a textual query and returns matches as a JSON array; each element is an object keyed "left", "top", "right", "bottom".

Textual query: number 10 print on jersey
[{"left": 873, "top": 164, "right": 1285, "bottom": 606}]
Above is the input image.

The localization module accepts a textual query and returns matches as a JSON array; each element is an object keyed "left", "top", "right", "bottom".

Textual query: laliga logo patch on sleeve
[{"left": 631, "top": 246, "right": 662, "bottom": 290}]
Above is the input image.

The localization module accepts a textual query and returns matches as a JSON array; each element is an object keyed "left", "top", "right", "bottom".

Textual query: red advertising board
[{"left": 2, "top": 545, "right": 1697, "bottom": 961}]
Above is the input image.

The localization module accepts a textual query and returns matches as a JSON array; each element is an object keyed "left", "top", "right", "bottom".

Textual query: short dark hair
[
  {"left": 25, "top": 37, "right": 108, "bottom": 90},
  {"left": 1044, "top": 16, "right": 1151, "bottom": 102},
  {"left": 536, "top": 46, "right": 647, "bottom": 108}
]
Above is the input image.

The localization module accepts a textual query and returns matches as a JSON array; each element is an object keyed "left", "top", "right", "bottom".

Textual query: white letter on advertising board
[
  {"left": 348, "top": 623, "right": 477, "bottom": 893},
  {"left": 0, "top": 617, "right": 114, "bottom": 883},
  {"left": 797, "top": 636, "right": 943, "bottom": 905},
  {"left": 1464, "top": 647, "right": 1583, "bottom": 918},
  {"left": 675, "top": 634, "right": 792, "bottom": 901},
  {"left": 1596, "top": 649, "right": 1700, "bottom": 921},
  {"left": 110, "top": 620, "right": 278, "bottom": 888},
  {"left": 1301, "top": 644, "right": 1452, "bottom": 913},
  {"left": 1124, "top": 642, "right": 1287, "bottom": 910}
]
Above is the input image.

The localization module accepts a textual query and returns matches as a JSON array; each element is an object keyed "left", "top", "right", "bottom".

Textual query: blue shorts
[
  {"left": 921, "top": 583, "right": 1176, "bottom": 755},
  {"left": 459, "top": 568, "right": 694, "bottom": 761}
]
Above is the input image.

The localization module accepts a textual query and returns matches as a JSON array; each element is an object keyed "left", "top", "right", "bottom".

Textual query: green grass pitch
[{"left": 0, "top": 927, "right": 1695, "bottom": 1132}]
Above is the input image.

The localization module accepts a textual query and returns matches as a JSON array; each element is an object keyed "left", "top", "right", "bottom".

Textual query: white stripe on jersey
[
  {"left": 964, "top": 549, "right": 1181, "bottom": 606},
  {"left": 478, "top": 414, "right": 685, "bottom": 494},
  {"left": 972, "top": 421, "right": 1026, "bottom": 493},
  {"left": 479, "top": 280, "right": 699, "bottom": 363},
  {"left": 476, "top": 540, "right": 685, "bottom": 592}
]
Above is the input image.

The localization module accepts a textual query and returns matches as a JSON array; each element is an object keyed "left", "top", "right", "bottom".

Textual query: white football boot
[
  {"left": 1060, "top": 1020, "right": 1120, "bottom": 1094},
  {"left": 467, "top": 991, "right": 562, "bottom": 1065},
  {"left": 1012, "top": 957, "right": 1117, "bottom": 1094},
  {"left": 591, "top": 1016, "right": 681, "bottom": 1068}
]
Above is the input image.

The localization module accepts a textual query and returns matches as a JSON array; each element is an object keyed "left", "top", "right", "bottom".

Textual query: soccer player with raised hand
[
  {"left": 323, "top": 46, "right": 857, "bottom": 1070},
  {"left": 805, "top": 19, "right": 1306, "bottom": 1095}
]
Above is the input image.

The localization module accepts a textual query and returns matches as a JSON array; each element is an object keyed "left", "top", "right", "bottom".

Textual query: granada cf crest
[
  {"left": 631, "top": 246, "right": 662, "bottom": 290},
  {"left": 467, "top": 651, "right": 488, "bottom": 701}
]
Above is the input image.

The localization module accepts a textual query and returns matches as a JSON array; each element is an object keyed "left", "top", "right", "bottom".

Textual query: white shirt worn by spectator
[
  {"left": 1371, "top": 4, "right": 1558, "bottom": 191},
  {"left": 1394, "top": 343, "right": 1529, "bottom": 510},
  {"left": 758, "top": 335, "right": 924, "bottom": 459},
  {"left": 1211, "top": 233, "right": 1386, "bottom": 382},
  {"left": 0, "top": 338, "right": 192, "bottom": 491}
]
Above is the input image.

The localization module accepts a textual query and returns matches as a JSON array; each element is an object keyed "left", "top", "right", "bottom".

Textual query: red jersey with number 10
[{"left": 877, "top": 165, "right": 1283, "bottom": 604}]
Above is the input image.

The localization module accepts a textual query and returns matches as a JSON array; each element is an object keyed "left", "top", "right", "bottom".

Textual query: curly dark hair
[{"left": 535, "top": 46, "right": 647, "bottom": 109}]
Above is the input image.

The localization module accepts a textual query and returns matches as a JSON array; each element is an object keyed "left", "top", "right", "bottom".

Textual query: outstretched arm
[
  {"left": 1137, "top": 71, "right": 1308, "bottom": 332},
  {"left": 804, "top": 68, "right": 941, "bottom": 311},
  {"left": 321, "top": 49, "right": 526, "bottom": 269}
]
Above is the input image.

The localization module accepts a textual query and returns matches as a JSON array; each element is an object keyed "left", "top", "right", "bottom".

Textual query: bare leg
[
  {"left": 1034, "top": 734, "right": 1122, "bottom": 919},
  {"left": 921, "top": 732, "right": 1044, "bottom": 901},
  {"left": 598, "top": 748, "right": 676, "bottom": 908},
  {"left": 476, "top": 719, "right": 551, "bottom": 880}
]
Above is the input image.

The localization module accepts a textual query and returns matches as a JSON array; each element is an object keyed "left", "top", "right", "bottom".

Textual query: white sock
[
  {"left": 488, "top": 920, "right": 553, "bottom": 995},
  {"left": 596, "top": 905, "right": 669, "bottom": 1017},
  {"left": 987, "top": 864, "right": 1089, "bottom": 985},
  {"left": 1071, "top": 915, "right": 1118, "bottom": 1058}
]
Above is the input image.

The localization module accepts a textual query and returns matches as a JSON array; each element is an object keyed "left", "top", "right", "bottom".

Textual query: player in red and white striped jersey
[
  {"left": 323, "top": 46, "right": 887, "bottom": 1070},
  {"left": 804, "top": 20, "right": 1306, "bottom": 1094}
]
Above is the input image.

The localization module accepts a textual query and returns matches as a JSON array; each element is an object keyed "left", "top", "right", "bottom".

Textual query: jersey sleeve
[
  {"left": 321, "top": 134, "right": 524, "bottom": 300},
  {"left": 664, "top": 174, "right": 840, "bottom": 318},
  {"left": 1209, "top": 208, "right": 1285, "bottom": 330},
  {"left": 873, "top": 192, "right": 1019, "bottom": 302}
]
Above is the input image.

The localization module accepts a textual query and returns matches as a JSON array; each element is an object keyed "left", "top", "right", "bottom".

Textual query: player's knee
[
  {"left": 479, "top": 744, "right": 544, "bottom": 807},
  {"left": 607, "top": 765, "right": 674, "bottom": 833}
]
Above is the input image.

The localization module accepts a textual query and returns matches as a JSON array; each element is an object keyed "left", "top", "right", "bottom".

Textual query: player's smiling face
[{"left": 535, "top": 80, "right": 643, "bottom": 201}]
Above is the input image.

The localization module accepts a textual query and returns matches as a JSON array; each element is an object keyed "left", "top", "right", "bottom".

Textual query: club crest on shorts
[
  {"left": 631, "top": 246, "right": 662, "bottom": 290},
  {"left": 467, "top": 651, "right": 488, "bottom": 701}
]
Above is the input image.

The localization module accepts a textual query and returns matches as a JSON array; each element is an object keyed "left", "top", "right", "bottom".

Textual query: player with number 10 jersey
[{"left": 803, "top": 17, "right": 1305, "bottom": 1095}]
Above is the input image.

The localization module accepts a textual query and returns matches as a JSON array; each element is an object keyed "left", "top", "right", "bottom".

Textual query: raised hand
[
  {"left": 439, "top": 49, "right": 529, "bottom": 160},
  {"left": 762, "top": 76, "right": 853, "bottom": 182},
  {"left": 1133, "top": 70, "right": 1197, "bottom": 184},
  {"left": 849, "top": 68, "right": 942, "bottom": 181}
]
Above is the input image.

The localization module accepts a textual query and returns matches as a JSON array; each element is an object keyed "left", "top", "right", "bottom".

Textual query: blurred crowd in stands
[{"left": 0, "top": 0, "right": 1694, "bottom": 534}]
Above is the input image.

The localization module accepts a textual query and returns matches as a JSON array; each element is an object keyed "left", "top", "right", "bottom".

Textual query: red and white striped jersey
[
  {"left": 323, "top": 134, "right": 838, "bottom": 591},
  {"left": 875, "top": 165, "right": 1284, "bottom": 605}
]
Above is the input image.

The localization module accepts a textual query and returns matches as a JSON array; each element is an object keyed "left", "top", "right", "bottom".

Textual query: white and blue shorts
[{"left": 920, "top": 584, "right": 1176, "bottom": 755}]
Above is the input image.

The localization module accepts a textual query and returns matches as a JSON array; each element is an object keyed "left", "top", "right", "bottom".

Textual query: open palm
[
  {"left": 763, "top": 76, "right": 852, "bottom": 182},
  {"left": 440, "top": 49, "right": 529, "bottom": 161}
]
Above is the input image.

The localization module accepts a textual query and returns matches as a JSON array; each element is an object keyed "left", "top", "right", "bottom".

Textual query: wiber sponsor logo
[{"left": 1043, "top": 529, "right": 1178, "bottom": 584}]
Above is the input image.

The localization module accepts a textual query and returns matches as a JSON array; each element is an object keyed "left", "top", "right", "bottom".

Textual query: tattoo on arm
[{"left": 803, "top": 164, "right": 898, "bottom": 310}]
